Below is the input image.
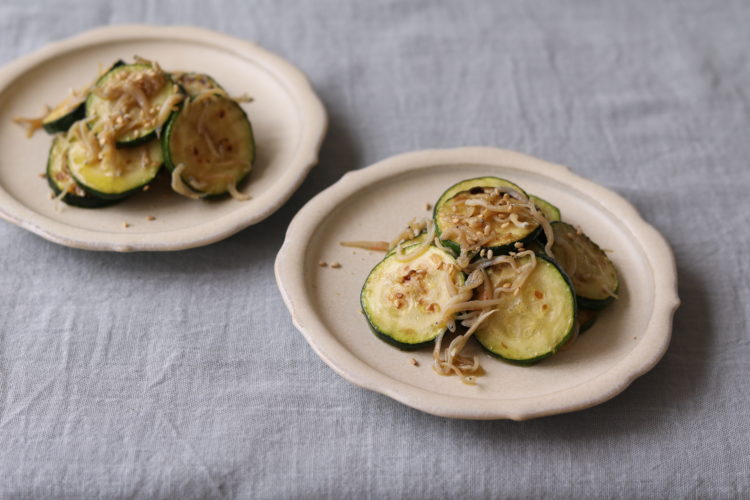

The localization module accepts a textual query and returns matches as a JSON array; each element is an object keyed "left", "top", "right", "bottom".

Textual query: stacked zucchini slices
[
  {"left": 360, "top": 177, "right": 619, "bottom": 376},
  {"left": 41, "top": 60, "right": 254, "bottom": 207}
]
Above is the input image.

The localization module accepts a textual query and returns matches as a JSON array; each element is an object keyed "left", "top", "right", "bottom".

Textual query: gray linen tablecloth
[{"left": 1, "top": 0, "right": 748, "bottom": 498}]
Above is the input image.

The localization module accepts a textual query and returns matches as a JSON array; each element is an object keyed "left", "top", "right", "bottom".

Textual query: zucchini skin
[{"left": 476, "top": 254, "right": 578, "bottom": 365}]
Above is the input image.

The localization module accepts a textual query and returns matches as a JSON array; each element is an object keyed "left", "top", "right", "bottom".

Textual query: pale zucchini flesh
[
  {"left": 475, "top": 255, "right": 576, "bottom": 364},
  {"left": 163, "top": 94, "right": 254, "bottom": 197},
  {"left": 67, "top": 138, "right": 163, "bottom": 199},
  {"left": 361, "top": 246, "right": 464, "bottom": 349}
]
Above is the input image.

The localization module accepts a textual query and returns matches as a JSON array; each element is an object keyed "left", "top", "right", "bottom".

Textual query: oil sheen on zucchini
[
  {"left": 86, "top": 63, "right": 183, "bottom": 147},
  {"left": 551, "top": 221, "right": 619, "bottom": 310},
  {"left": 46, "top": 135, "right": 118, "bottom": 208},
  {"left": 162, "top": 94, "right": 254, "bottom": 197},
  {"left": 435, "top": 187, "right": 541, "bottom": 254},
  {"left": 361, "top": 246, "right": 464, "bottom": 350},
  {"left": 475, "top": 254, "right": 577, "bottom": 364},
  {"left": 67, "top": 138, "right": 163, "bottom": 199}
]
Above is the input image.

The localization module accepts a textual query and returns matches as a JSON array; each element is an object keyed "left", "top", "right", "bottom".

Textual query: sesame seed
[
  {"left": 409, "top": 358, "right": 419, "bottom": 367},
  {"left": 142, "top": 185, "right": 150, "bottom": 192},
  {"left": 122, "top": 222, "right": 130, "bottom": 228},
  {"left": 318, "top": 260, "right": 328, "bottom": 267},
  {"left": 330, "top": 261, "right": 342, "bottom": 269},
  {"left": 38, "top": 173, "right": 46, "bottom": 178},
  {"left": 487, "top": 249, "right": 494, "bottom": 259},
  {"left": 425, "top": 203, "right": 432, "bottom": 211},
  {"left": 146, "top": 215, "right": 156, "bottom": 221},
  {"left": 501, "top": 222, "right": 510, "bottom": 228}
]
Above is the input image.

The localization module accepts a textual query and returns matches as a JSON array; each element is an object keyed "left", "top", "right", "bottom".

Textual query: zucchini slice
[
  {"left": 577, "top": 308, "right": 598, "bottom": 334},
  {"left": 551, "top": 222, "right": 619, "bottom": 310},
  {"left": 162, "top": 93, "right": 254, "bottom": 197},
  {"left": 67, "top": 138, "right": 163, "bottom": 200},
  {"left": 434, "top": 177, "right": 527, "bottom": 214},
  {"left": 475, "top": 254, "right": 577, "bottom": 364},
  {"left": 434, "top": 187, "right": 541, "bottom": 255},
  {"left": 46, "top": 135, "right": 118, "bottom": 208},
  {"left": 42, "top": 61, "right": 126, "bottom": 135},
  {"left": 529, "top": 194, "right": 561, "bottom": 222},
  {"left": 173, "top": 72, "right": 223, "bottom": 97},
  {"left": 86, "top": 63, "right": 183, "bottom": 147},
  {"left": 42, "top": 98, "right": 86, "bottom": 134},
  {"left": 361, "top": 246, "right": 465, "bottom": 350},
  {"left": 386, "top": 232, "right": 431, "bottom": 256}
]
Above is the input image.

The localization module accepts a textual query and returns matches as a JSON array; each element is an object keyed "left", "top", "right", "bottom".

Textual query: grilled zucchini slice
[
  {"left": 551, "top": 222, "right": 619, "bottom": 310},
  {"left": 173, "top": 72, "right": 223, "bottom": 97},
  {"left": 475, "top": 254, "right": 577, "bottom": 364},
  {"left": 361, "top": 246, "right": 464, "bottom": 350},
  {"left": 434, "top": 176, "right": 527, "bottom": 213},
  {"left": 162, "top": 93, "right": 254, "bottom": 197},
  {"left": 67, "top": 138, "right": 163, "bottom": 200},
  {"left": 86, "top": 62, "right": 183, "bottom": 147},
  {"left": 435, "top": 187, "right": 541, "bottom": 255},
  {"left": 46, "top": 135, "right": 118, "bottom": 208},
  {"left": 529, "top": 194, "right": 561, "bottom": 222},
  {"left": 42, "top": 98, "right": 86, "bottom": 135}
]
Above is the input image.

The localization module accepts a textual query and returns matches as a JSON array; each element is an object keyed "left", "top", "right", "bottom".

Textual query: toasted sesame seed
[
  {"left": 487, "top": 249, "right": 494, "bottom": 259},
  {"left": 38, "top": 172, "right": 46, "bottom": 178},
  {"left": 330, "top": 261, "right": 342, "bottom": 269},
  {"left": 318, "top": 260, "right": 328, "bottom": 267},
  {"left": 142, "top": 185, "right": 150, "bottom": 192},
  {"left": 48, "top": 192, "right": 55, "bottom": 199},
  {"left": 502, "top": 282, "right": 511, "bottom": 288},
  {"left": 146, "top": 215, "right": 156, "bottom": 221},
  {"left": 514, "top": 242, "right": 524, "bottom": 248},
  {"left": 409, "top": 358, "right": 419, "bottom": 367},
  {"left": 425, "top": 203, "right": 432, "bottom": 211},
  {"left": 122, "top": 222, "right": 130, "bottom": 228}
]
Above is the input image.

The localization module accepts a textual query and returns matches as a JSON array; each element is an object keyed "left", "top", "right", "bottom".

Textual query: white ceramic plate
[
  {"left": 275, "top": 147, "right": 680, "bottom": 420},
  {"left": 0, "top": 25, "right": 326, "bottom": 251}
]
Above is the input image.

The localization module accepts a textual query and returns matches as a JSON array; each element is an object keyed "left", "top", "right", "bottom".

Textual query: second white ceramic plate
[
  {"left": 275, "top": 147, "right": 679, "bottom": 420},
  {"left": 0, "top": 25, "right": 326, "bottom": 251}
]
